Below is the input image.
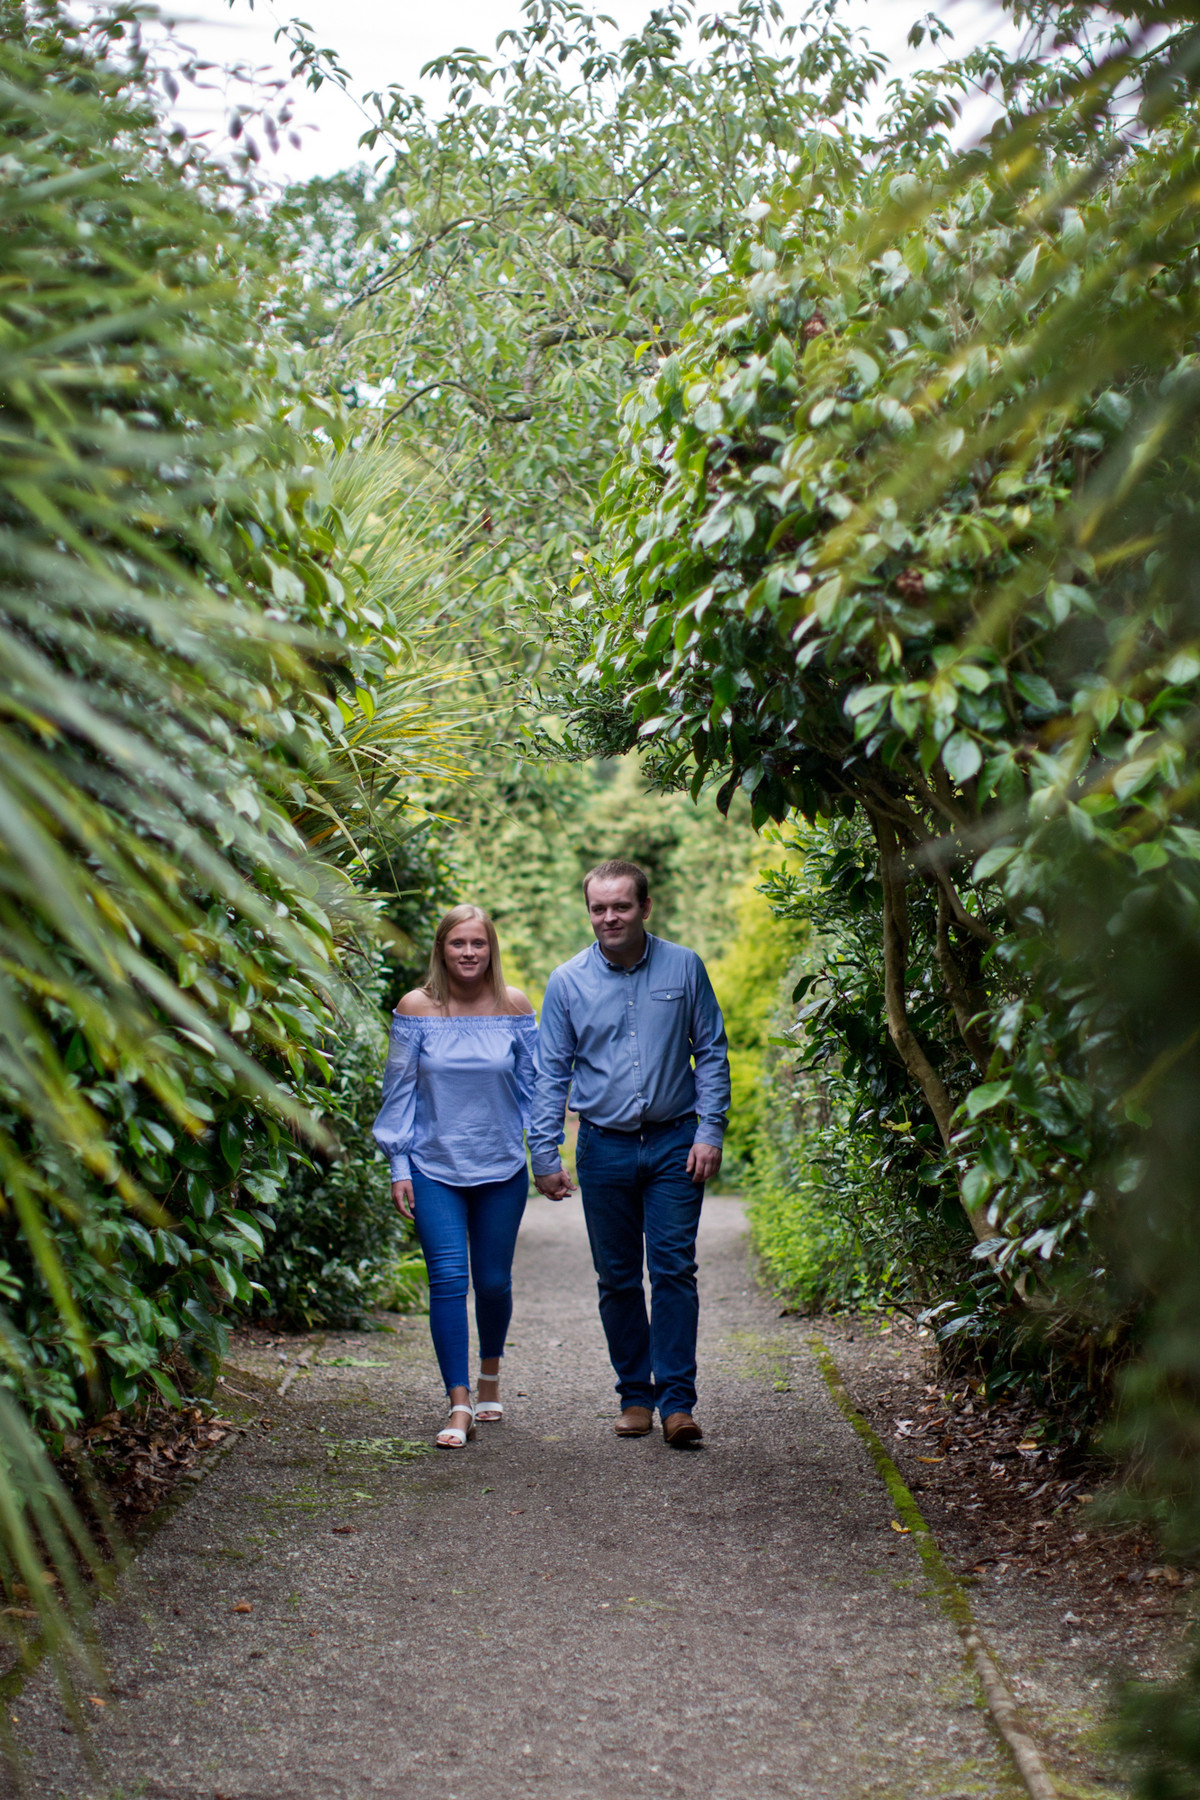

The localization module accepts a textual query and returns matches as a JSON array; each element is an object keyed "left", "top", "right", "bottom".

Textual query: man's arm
[
  {"left": 528, "top": 971, "right": 576, "bottom": 1199},
  {"left": 688, "top": 957, "right": 731, "bottom": 1183}
]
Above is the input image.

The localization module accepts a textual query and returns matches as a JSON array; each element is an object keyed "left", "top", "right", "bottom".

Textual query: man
[{"left": 529, "top": 859, "right": 731, "bottom": 1446}]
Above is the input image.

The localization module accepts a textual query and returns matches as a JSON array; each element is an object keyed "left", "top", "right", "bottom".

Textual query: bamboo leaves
[{"left": 0, "top": 4, "right": 399, "bottom": 1431}]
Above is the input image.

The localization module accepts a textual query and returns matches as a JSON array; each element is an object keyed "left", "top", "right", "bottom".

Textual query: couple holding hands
[{"left": 372, "top": 859, "right": 731, "bottom": 1450}]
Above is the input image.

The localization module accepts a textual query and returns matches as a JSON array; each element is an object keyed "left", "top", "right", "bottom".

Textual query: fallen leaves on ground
[
  {"left": 817, "top": 1315, "right": 1194, "bottom": 1630},
  {"left": 58, "top": 1406, "right": 241, "bottom": 1528}
]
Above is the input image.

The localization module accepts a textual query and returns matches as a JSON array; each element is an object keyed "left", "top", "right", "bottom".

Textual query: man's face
[{"left": 587, "top": 876, "right": 651, "bottom": 961}]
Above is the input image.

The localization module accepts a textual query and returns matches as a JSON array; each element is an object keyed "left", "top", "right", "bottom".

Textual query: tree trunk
[{"left": 870, "top": 809, "right": 994, "bottom": 1248}]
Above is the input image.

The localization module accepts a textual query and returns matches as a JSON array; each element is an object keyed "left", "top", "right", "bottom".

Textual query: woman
[{"left": 373, "top": 905, "right": 536, "bottom": 1448}]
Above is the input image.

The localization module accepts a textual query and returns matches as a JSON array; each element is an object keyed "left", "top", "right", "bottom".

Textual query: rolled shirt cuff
[
  {"left": 695, "top": 1118, "right": 726, "bottom": 1149},
  {"left": 389, "top": 1154, "right": 412, "bottom": 1183}
]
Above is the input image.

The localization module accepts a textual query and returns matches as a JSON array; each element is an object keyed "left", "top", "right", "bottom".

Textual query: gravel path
[{"left": 12, "top": 1194, "right": 1030, "bottom": 1800}]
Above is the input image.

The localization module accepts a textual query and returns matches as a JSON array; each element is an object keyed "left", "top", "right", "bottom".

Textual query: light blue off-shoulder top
[{"left": 372, "top": 1012, "right": 538, "bottom": 1187}]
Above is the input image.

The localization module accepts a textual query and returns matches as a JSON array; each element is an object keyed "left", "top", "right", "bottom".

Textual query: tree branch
[
  {"left": 851, "top": 769, "right": 998, "bottom": 945},
  {"left": 342, "top": 216, "right": 488, "bottom": 313},
  {"left": 931, "top": 861, "right": 997, "bottom": 946},
  {"left": 935, "top": 887, "right": 992, "bottom": 1072},
  {"left": 381, "top": 378, "right": 532, "bottom": 429},
  {"left": 522, "top": 324, "right": 585, "bottom": 396}
]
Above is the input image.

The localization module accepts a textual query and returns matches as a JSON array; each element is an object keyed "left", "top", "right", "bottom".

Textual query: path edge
[{"left": 807, "top": 1334, "right": 1060, "bottom": 1800}]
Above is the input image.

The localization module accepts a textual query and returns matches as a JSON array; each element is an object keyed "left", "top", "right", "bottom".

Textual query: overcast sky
[{"left": 146, "top": 0, "right": 1010, "bottom": 184}]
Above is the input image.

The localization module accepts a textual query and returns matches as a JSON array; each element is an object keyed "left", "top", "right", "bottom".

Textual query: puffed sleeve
[
  {"left": 512, "top": 1014, "right": 538, "bottom": 1139},
  {"left": 372, "top": 1016, "right": 422, "bottom": 1183}
]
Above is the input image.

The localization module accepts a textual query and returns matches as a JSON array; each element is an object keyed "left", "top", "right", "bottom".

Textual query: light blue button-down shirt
[{"left": 528, "top": 933, "right": 730, "bottom": 1176}]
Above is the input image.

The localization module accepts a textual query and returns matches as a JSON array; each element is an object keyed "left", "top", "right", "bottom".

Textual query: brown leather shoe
[
  {"left": 614, "top": 1406, "right": 653, "bottom": 1437},
  {"left": 662, "top": 1412, "right": 703, "bottom": 1447}
]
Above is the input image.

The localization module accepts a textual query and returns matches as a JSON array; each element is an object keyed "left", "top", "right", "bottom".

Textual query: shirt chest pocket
[{"left": 650, "top": 987, "right": 684, "bottom": 1003}]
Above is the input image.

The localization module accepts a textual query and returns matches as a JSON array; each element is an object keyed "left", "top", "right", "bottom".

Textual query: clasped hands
[
  {"left": 533, "top": 1140, "right": 721, "bottom": 1202},
  {"left": 397, "top": 1142, "right": 723, "bottom": 1212}
]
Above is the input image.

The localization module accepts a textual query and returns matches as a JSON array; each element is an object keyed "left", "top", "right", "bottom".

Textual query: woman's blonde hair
[{"left": 423, "top": 904, "right": 512, "bottom": 1011}]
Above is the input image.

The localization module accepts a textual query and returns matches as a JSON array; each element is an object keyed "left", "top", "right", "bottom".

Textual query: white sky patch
[{"left": 123, "top": 0, "right": 1019, "bottom": 186}]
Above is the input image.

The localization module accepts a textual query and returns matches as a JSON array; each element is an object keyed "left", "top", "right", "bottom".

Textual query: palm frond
[{"left": 0, "top": 1389, "right": 111, "bottom": 1699}]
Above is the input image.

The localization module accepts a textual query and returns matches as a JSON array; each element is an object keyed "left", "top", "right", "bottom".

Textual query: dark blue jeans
[
  {"left": 410, "top": 1164, "right": 528, "bottom": 1394},
  {"left": 575, "top": 1115, "right": 703, "bottom": 1419}
]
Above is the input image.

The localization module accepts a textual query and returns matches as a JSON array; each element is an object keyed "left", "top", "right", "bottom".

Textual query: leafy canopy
[{"left": 274, "top": 0, "right": 947, "bottom": 600}]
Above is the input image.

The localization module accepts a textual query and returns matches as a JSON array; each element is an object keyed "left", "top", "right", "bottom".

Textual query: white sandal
[
  {"left": 476, "top": 1374, "right": 503, "bottom": 1423},
  {"left": 436, "top": 1401, "right": 476, "bottom": 1449}
]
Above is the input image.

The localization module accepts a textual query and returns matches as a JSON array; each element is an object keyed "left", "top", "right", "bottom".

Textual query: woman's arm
[
  {"left": 512, "top": 1011, "right": 538, "bottom": 1137},
  {"left": 372, "top": 1018, "right": 422, "bottom": 1212}
]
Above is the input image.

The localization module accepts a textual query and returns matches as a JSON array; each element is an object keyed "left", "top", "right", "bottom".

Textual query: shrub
[{"left": 253, "top": 963, "right": 399, "bottom": 1330}]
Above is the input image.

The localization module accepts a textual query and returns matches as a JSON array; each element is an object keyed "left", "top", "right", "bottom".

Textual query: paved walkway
[{"left": 13, "top": 1195, "right": 1025, "bottom": 1800}]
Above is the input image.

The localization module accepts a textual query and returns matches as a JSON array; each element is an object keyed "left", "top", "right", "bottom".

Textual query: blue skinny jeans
[
  {"left": 410, "top": 1164, "right": 528, "bottom": 1395},
  {"left": 575, "top": 1114, "right": 703, "bottom": 1419}
]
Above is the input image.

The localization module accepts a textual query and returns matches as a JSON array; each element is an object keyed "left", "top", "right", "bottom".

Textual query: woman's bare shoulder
[
  {"left": 395, "top": 989, "right": 440, "bottom": 1017},
  {"left": 506, "top": 986, "right": 535, "bottom": 1016}
]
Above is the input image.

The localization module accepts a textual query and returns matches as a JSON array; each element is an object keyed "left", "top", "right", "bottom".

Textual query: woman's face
[{"left": 443, "top": 922, "right": 492, "bottom": 987}]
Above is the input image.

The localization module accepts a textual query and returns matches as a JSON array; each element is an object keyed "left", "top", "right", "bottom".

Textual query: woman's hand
[{"left": 392, "top": 1180, "right": 415, "bottom": 1220}]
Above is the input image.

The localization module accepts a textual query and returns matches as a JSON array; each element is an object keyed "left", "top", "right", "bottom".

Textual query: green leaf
[
  {"left": 965, "top": 1081, "right": 1012, "bottom": 1117},
  {"left": 953, "top": 663, "right": 992, "bottom": 695},
  {"left": 848, "top": 347, "right": 880, "bottom": 389},
  {"left": 1167, "top": 826, "right": 1200, "bottom": 861},
  {"left": 1113, "top": 758, "right": 1158, "bottom": 801},
  {"left": 845, "top": 684, "right": 894, "bottom": 718},
  {"left": 149, "top": 1368, "right": 185, "bottom": 1407},
  {"left": 1045, "top": 582, "right": 1093, "bottom": 624},
  {"left": 228, "top": 1211, "right": 266, "bottom": 1255},
  {"left": 942, "top": 731, "right": 982, "bottom": 784},
  {"left": 211, "top": 1261, "right": 240, "bottom": 1301},
  {"left": 962, "top": 1163, "right": 994, "bottom": 1208},
  {"left": 109, "top": 1372, "right": 138, "bottom": 1410},
  {"left": 1012, "top": 673, "right": 1061, "bottom": 715},
  {"left": 220, "top": 1120, "right": 244, "bottom": 1174}
]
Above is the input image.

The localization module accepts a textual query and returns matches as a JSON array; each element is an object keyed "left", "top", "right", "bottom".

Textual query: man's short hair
[{"left": 582, "top": 858, "right": 649, "bottom": 906}]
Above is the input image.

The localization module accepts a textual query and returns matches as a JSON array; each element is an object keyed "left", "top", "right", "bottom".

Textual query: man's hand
[
  {"left": 534, "top": 1168, "right": 574, "bottom": 1202},
  {"left": 391, "top": 1180, "right": 415, "bottom": 1221},
  {"left": 686, "top": 1141, "right": 722, "bottom": 1185}
]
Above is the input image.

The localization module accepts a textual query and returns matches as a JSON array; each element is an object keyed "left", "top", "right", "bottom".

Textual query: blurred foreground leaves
[{"left": 0, "top": 0, "right": 464, "bottom": 1677}]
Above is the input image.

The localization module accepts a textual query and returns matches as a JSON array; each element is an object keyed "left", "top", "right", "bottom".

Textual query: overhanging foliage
[{"left": 561, "top": 18, "right": 1200, "bottom": 1302}]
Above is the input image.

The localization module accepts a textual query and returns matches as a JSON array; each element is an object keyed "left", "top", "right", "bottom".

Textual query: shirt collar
[{"left": 595, "top": 930, "right": 653, "bottom": 974}]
